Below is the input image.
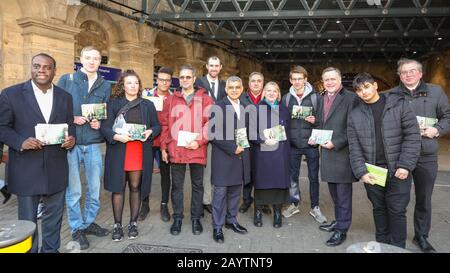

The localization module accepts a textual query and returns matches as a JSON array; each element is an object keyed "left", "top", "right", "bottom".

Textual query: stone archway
[
  {"left": 76, "top": 21, "right": 110, "bottom": 62},
  {"left": 154, "top": 31, "right": 191, "bottom": 75}
]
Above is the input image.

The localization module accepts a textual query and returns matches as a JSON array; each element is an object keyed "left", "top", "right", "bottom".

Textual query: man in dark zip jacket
[
  {"left": 348, "top": 73, "right": 421, "bottom": 248},
  {"left": 389, "top": 58, "right": 450, "bottom": 252}
]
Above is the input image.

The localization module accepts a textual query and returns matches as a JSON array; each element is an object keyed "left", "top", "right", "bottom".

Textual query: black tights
[{"left": 112, "top": 171, "right": 142, "bottom": 225}]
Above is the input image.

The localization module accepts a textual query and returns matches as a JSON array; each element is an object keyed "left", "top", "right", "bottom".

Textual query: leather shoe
[
  {"left": 261, "top": 205, "right": 272, "bottom": 214},
  {"left": 1, "top": 186, "right": 11, "bottom": 205},
  {"left": 273, "top": 209, "right": 282, "bottom": 228},
  {"left": 326, "top": 230, "right": 346, "bottom": 246},
  {"left": 170, "top": 219, "right": 182, "bottom": 235},
  {"left": 319, "top": 220, "right": 336, "bottom": 232},
  {"left": 413, "top": 236, "right": 436, "bottom": 253},
  {"left": 192, "top": 219, "right": 203, "bottom": 235},
  {"left": 160, "top": 203, "right": 170, "bottom": 222},
  {"left": 138, "top": 199, "right": 150, "bottom": 221},
  {"left": 213, "top": 228, "right": 224, "bottom": 243},
  {"left": 239, "top": 202, "right": 251, "bottom": 213},
  {"left": 203, "top": 204, "right": 213, "bottom": 214},
  {"left": 225, "top": 222, "right": 248, "bottom": 234}
]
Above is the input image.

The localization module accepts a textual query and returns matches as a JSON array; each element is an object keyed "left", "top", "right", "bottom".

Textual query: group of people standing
[{"left": 0, "top": 45, "right": 448, "bottom": 253}]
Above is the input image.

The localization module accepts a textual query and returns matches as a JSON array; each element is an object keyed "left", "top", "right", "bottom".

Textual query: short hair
[
  {"left": 179, "top": 64, "right": 196, "bottom": 76},
  {"left": 248, "top": 72, "right": 264, "bottom": 81},
  {"left": 80, "top": 46, "right": 101, "bottom": 57},
  {"left": 322, "top": 67, "right": 341, "bottom": 78},
  {"left": 32, "top": 53, "right": 56, "bottom": 68},
  {"left": 352, "top": 72, "right": 376, "bottom": 91},
  {"left": 158, "top": 66, "right": 173, "bottom": 77},
  {"left": 263, "top": 81, "right": 281, "bottom": 101},
  {"left": 289, "top": 65, "right": 308, "bottom": 79},
  {"left": 397, "top": 58, "right": 422, "bottom": 74},
  {"left": 207, "top": 56, "right": 221, "bottom": 65},
  {"left": 226, "top": 76, "right": 242, "bottom": 88}
]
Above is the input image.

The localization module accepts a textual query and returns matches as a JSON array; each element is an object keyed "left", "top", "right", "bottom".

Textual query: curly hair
[{"left": 111, "top": 69, "right": 143, "bottom": 99}]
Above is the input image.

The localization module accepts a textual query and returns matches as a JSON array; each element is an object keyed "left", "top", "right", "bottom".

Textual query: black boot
[
  {"left": 1, "top": 186, "right": 11, "bottom": 205},
  {"left": 273, "top": 204, "right": 282, "bottom": 228},
  {"left": 254, "top": 206, "right": 263, "bottom": 227},
  {"left": 138, "top": 197, "right": 150, "bottom": 221}
]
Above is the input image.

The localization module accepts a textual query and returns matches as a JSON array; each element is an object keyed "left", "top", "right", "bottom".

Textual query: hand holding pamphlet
[
  {"left": 263, "top": 125, "right": 287, "bottom": 141},
  {"left": 81, "top": 103, "right": 107, "bottom": 121},
  {"left": 114, "top": 123, "right": 147, "bottom": 141},
  {"left": 35, "top": 123, "right": 68, "bottom": 145},
  {"left": 177, "top": 131, "right": 199, "bottom": 147},
  {"left": 416, "top": 116, "right": 438, "bottom": 130},
  {"left": 364, "top": 163, "right": 388, "bottom": 187},
  {"left": 235, "top": 128, "right": 250, "bottom": 148},
  {"left": 309, "top": 129, "right": 333, "bottom": 145},
  {"left": 291, "top": 105, "right": 312, "bottom": 119}
]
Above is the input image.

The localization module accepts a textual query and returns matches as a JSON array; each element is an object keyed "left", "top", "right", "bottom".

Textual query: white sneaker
[
  {"left": 282, "top": 204, "right": 300, "bottom": 218},
  {"left": 309, "top": 206, "right": 327, "bottom": 224}
]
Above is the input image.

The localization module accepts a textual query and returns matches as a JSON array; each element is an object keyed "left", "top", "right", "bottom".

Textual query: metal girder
[
  {"left": 148, "top": 8, "right": 450, "bottom": 21},
  {"left": 238, "top": 47, "right": 429, "bottom": 53}
]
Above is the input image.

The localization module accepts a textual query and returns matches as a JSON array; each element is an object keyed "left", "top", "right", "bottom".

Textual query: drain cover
[{"left": 123, "top": 243, "right": 203, "bottom": 253}]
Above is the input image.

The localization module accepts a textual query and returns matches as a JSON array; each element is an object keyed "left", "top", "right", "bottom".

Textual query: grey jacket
[
  {"left": 389, "top": 81, "right": 450, "bottom": 162},
  {"left": 348, "top": 93, "right": 421, "bottom": 179},
  {"left": 317, "top": 88, "right": 358, "bottom": 183}
]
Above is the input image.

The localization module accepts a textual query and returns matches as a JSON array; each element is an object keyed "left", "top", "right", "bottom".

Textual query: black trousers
[
  {"left": 242, "top": 181, "right": 253, "bottom": 205},
  {"left": 412, "top": 160, "right": 438, "bottom": 238},
  {"left": 364, "top": 175, "right": 412, "bottom": 248},
  {"left": 18, "top": 190, "right": 65, "bottom": 253},
  {"left": 328, "top": 182, "right": 352, "bottom": 233},
  {"left": 171, "top": 163, "right": 204, "bottom": 220}
]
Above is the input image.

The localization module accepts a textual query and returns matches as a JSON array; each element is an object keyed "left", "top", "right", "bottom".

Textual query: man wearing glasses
[
  {"left": 139, "top": 67, "right": 174, "bottom": 222},
  {"left": 281, "top": 66, "right": 327, "bottom": 225},
  {"left": 390, "top": 58, "right": 450, "bottom": 253},
  {"left": 160, "top": 64, "right": 214, "bottom": 236}
]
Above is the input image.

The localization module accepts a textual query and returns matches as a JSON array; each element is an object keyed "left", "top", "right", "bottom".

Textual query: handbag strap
[{"left": 117, "top": 98, "right": 143, "bottom": 116}]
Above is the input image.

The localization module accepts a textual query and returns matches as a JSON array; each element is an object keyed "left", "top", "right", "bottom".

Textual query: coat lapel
[
  {"left": 22, "top": 80, "right": 46, "bottom": 123},
  {"left": 324, "top": 91, "right": 344, "bottom": 124},
  {"left": 48, "top": 88, "right": 61, "bottom": 124}
]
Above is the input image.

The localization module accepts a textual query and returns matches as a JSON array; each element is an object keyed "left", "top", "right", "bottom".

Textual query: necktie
[{"left": 211, "top": 82, "right": 216, "bottom": 99}]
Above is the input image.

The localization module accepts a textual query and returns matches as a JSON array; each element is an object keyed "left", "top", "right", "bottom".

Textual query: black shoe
[
  {"left": 273, "top": 209, "right": 282, "bottom": 228},
  {"left": 192, "top": 219, "right": 203, "bottom": 235},
  {"left": 225, "top": 222, "right": 248, "bottom": 234},
  {"left": 112, "top": 223, "right": 124, "bottom": 242},
  {"left": 326, "top": 230, "right": 347, "bottom": 246},
  {"left": 138, "top": 202, "right": 150, "bottom": 221},
  {"left": 1, "top": 186, "right": 11, "bottom": 205},
  {"left": 262, "top": 205, "right": 272, "bottom": 214},
  {"left": 72, "top": 229, "right": 89, "bottom": 250},
  {"left": 254, "top": 209, "right": 263, "bottom": 227},
  {"left": 319, "top": 220, "right": 337, "bottom": 232},
  {"left": 203, "top": 204, "right": 213, "bottom": 214},
  {"left": 213, "top": 228, "right": 224, "bottom": 243},
  {"left": 239, "top": 202, "right": 252, "bottom": 213},
  {"left": 170, "top": 219, "right": 182, "bottom": 235},
  {"left": 84, "top": 222, "right": 110, "bottom": 237},
  {"left": 160, "top": 203, "right": 171, "bottom": 222},
  {"left": 127, "top": 222, "right": 138, "bottom": 239},
  {"left": 413, "top": 236, "right": 436, "bottom": 253}
]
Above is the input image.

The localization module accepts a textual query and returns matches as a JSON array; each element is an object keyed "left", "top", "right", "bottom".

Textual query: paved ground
[{"left": 1, "top": 139, "right": 449, "bottom": 253}]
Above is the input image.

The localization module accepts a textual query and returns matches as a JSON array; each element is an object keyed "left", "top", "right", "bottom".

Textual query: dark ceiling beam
[
  {"left": 149, "top": 8, "right": 450, "bottom": 21},
  {"left": 263, "top": 58, "right": 398, "bottom": 63},
  {"left": 204, "top": 31, "right": 445, "bottom": 40},
  {"left": 238, "top": 47, "right": 428, "bottom": 53}
]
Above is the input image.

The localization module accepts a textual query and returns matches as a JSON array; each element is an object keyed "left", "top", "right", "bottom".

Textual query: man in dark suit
[
  {"left": 209, "top": 76, "right": 251, "bottom": 243},
  {"left": 0, "top": 53, "right": 76, "bottom": 253},
  {"left": 310, "top": 67, "right": 357, "bottom": 247},
  {"left": 194, "top": 56, "right": 226, "bottom": 215}
]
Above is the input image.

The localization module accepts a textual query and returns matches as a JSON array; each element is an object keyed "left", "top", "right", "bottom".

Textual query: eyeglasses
[
  {"left": 291, "top": 77, "right": 305, "bottom": 82},
  {"left": 399, "top": 69, "right": 419, "bottom": 76},
  {"left": 179, "top": 76, "right": 193, "bottom": 80},
  {"left": 158, "top": 78, "right": 171, "bottom": 83}
]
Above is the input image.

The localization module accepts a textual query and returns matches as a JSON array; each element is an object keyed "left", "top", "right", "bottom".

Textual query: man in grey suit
[
  {"left": 195, "top": 56, "right": 227, "bottom": 215},
  {"left": 310, "top": 67, "right": 357, "bottom": 247},
  {"left": 0, "top": 53, "right": 76, "bottom": 252}
]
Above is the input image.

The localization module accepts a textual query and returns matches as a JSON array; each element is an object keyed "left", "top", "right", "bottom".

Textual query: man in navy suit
[
  {"left": 0, "top": 53, "right": 76, "bottom": 253},
  {"left": 194, "top": 56, "right": 227, "bottom": 216}
]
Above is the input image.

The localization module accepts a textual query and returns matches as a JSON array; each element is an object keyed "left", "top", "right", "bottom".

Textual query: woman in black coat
[
  {"left": 101, "top": 70, "right": 160, "bottom": 241},
  {"left": 251, "top": 81, "right": 290, "bottom": 228}
]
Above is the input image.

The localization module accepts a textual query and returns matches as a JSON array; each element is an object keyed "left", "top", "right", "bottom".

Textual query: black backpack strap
[{"left": 311, "top": 92, "right": 317, "bottom": 110}]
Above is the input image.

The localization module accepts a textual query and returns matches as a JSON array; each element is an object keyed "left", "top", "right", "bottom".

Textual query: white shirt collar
[{"left": 31, "top": 80, "right": 54, "bottom": 123}]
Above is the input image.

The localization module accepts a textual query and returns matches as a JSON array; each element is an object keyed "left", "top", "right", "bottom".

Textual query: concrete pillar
[
  {"left": 117, "top": 42, "right": 159, "bottom": 88},
  {"left": 17, "top": 18, "right": 80, "bottom": 81}
]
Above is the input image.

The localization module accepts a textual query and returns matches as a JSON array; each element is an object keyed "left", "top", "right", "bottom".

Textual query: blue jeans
[
  {"left": 66, "top": 144, "right": 103, "bottom": 233},
  {"left": 289, "top": 146, "right": 320, "bottom": 208}
]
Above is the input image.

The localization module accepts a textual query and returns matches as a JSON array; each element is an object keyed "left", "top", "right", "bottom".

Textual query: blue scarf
[{"left": 264, "top": 98, "right": 279, "bottom": 110}]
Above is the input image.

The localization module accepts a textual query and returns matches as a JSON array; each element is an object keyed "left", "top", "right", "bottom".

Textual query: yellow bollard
[{"left": 0, "top": 220, "right": 36, "bottom": 253}]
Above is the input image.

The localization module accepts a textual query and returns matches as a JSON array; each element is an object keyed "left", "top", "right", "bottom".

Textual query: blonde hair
[{"left": 262, "top": 81, "right": 281, "bottom": 102}]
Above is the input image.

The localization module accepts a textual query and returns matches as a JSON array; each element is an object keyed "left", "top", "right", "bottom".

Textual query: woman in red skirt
[{"left": 101, "top": 70, "right": 160, "bottom": 241}]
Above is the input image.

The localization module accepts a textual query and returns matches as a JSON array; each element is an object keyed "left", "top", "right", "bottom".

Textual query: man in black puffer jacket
[
  {"left": 348, "top": 72, "right": 421, "bottom": 248},
  {"left": 390, "top": 58, "right": 450, "bottom": 253}
]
